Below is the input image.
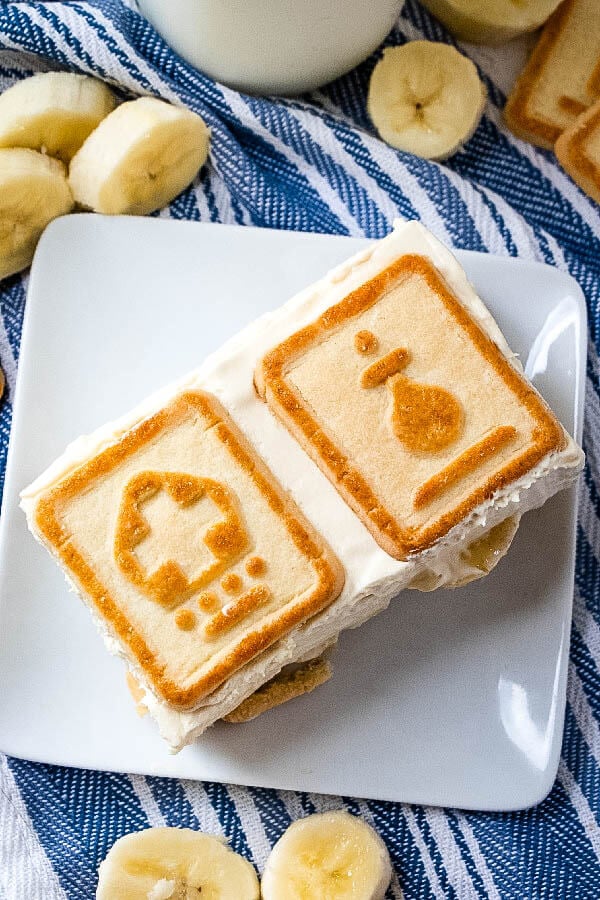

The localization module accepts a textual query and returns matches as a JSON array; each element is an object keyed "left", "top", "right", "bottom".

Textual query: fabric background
[{"left": 1, "top": 1, "right": 600, "bottom": 897}]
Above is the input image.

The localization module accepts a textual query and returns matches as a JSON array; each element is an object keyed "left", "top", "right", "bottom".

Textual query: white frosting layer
[{"left": 21, "top": 221, "right": 584, "bottom": 751}]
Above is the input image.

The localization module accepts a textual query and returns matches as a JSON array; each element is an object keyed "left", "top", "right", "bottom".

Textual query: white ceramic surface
[
  {"left": 136, "top": 0, "right": 405, "bottom": 95},
  {"left": 0, "top": 217, "right": 585, "bottom": 810}
]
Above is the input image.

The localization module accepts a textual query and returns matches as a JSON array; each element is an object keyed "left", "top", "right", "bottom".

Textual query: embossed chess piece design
[
  {"left": 355, "top": 330, "right": 518, "bottom": 510},
  {"left": 357, "top": 332, "right": 464, "bottom": 453},
  {"left": 114, "top": 470, "right": 271, "bottom": 634},
  {"left": 115, "top": 471, "right": 248, "bottom": 605}
]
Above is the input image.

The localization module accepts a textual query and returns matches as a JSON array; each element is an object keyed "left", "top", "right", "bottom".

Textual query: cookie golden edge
[{"left": 26, "top": 389, "right": 345, "bottom": 712}]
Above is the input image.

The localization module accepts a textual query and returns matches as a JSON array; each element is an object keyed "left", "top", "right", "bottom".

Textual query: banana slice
[
  {"left": 0, "top": 72, "right": 116, "bottom": 162},
  {"left": 69, "top": 97, "right": 210, "bottom": 216},
  {"left": 409, "top": 513, "right": 521, "bottom": 591},
  {"left": 261, "top": 811, "right": 392, "bottom": 900},
  {"left": 419, "top": 0, "right": 563, "bottom": 45},
  {"left": 0, "top": 148, "right": 73, "bottom": 280},
  {"left": 96, "top": 827, "right": 260, "bottom": 900},
  {"left": 367, "top": 41, "right": 487, "bottom": 161}
]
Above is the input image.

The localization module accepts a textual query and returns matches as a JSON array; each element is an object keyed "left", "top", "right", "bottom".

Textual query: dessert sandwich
[{"left": 21, "top": 220, "right": 584, "bottom": 751}]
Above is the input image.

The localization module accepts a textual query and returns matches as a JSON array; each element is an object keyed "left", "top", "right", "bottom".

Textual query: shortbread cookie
[
  {"left": 555, "top": 97, "right": 600, "bottom": 203},
  {"left": 23, "top": 390, "right": 343, "bottom": 711},
  {"left": 256, "top": 252, "right": 568, "bottom": 560},
  {"left": 504, "top": 0, "right": 600, "bottom": 149},
  {"left": 222, "top": 655, "right": 333, "bottom": 723}
]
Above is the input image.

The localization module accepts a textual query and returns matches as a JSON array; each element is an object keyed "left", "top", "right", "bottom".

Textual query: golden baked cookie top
[
  {"left": 256, "top": 253, "right": 566, "bottom": 560},
  {"left": 33, "top": 391, "right": 344, "bottom": 710}
]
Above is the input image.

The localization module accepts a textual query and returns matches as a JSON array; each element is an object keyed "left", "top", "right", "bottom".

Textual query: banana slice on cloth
[
  {"left": 0, "top": 72, "right": 116, "bottom": 162},
  {"left": 0, "top": 148, "right": 73, "bottom": 280},
  {"left": 69, "top": 97, "right": 210, "bottom": 216},
  {"left": 96, "top": 827, "right": 260, "bottom": 900},
  {"left": 261, "top": 811, "right": 392, "bottom": 900},
  {"left": 419, "top": 0, "right": 563, "bottom": 45},
  {"left": 368, "top": 41, "right": 486, "bottom": 161}
]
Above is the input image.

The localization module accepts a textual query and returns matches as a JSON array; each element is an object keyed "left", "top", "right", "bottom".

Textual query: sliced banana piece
[
  {"left": 409, "top": 513, "right": 521, "bottom": 591},
  {"left": 261, "top": 811, "right": 392, "bottom": 900},
  {"left": 453, "top": 513, "right": 521, "bottom": 587},
  {"left": 368, "top": 41, "right": 487, "bottom": 161},
  {"left": 96, "top": 827, "right": 260, "bottom": 900},
  {"left": 0, "top": 72, "right": 116, "bottom": 162},
  {"left": 69, "top": 97, "right": 210, "bottom": 216},
  {"left": 0, "top": 148, "right": 73, "bottom": 280},
  {"left": 420, "top": 0, "right": 563, "bottom": 45}
]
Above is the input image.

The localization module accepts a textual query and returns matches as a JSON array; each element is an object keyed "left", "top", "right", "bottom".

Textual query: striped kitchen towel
[{"left": 1, "top": 1, "right": 600, "bottom": 897}]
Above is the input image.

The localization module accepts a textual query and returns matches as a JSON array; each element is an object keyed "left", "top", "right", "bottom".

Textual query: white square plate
[{"left": 0, "top": 216, "right": 586, "bottom": 810}]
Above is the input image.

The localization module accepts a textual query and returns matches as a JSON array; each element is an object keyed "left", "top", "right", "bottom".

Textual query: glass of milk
[{"left": 137, "top": 0, "right": 406, "bottom": 95}]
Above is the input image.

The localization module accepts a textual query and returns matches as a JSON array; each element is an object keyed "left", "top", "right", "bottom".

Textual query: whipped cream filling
[{"left": 21, "top": 220, "right": 584, "bottom": 751}]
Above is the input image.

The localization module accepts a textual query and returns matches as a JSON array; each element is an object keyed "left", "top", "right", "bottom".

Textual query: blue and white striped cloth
[{"left": 1, "top": 1, "right": 600, "bottom": 897}]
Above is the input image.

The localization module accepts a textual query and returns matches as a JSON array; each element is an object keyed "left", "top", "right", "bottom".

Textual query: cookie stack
[
  {"left": 21, "top": 220, "right": 584, "bottom": 751},
  {"left": 504, "top": 0, "right": 600, "bottom": 203}
]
